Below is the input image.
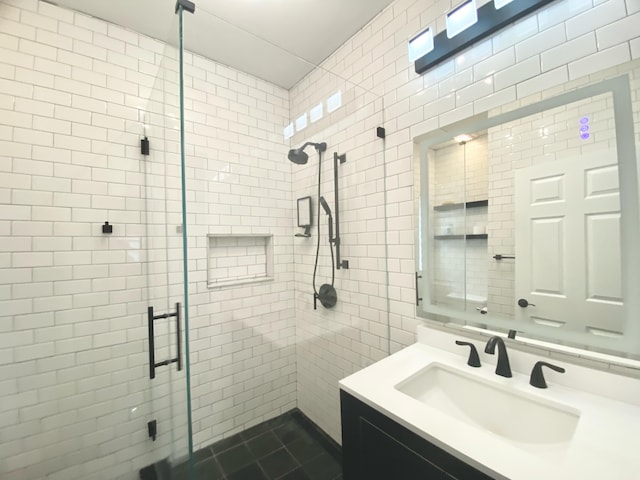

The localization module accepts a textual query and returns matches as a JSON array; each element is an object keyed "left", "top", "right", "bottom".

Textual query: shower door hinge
[
  {"left": 148, "top": 419, "right": 157, "bottom": 441},
  {"left": 175, "top": 0, "right": 196, "bottom": 14}
]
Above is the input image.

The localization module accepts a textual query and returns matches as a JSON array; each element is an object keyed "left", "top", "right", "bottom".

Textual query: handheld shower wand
[
  {"left": 288, "top": 141, "right": 336, "bottom": 309},
  {"left": 319, "top": 196, "right": 333, "bottom": 243}
]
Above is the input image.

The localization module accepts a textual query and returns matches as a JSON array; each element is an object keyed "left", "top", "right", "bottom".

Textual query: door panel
[{"left": 515, "top": 150, "right": 623, "bottom": 335}]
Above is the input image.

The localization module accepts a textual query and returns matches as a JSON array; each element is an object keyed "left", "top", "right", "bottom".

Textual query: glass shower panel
[
  {"left": 176, "top": 2, "right": 390, "bottom": 460},
  {"left": 139, "top": 12, "right": 191, "bottom": 473},
  {"left": 288, "top": 54, "right": 390, "bottom": 444},
  {"left": 0, "top": 3, "right": 192, "bottom": 479}
]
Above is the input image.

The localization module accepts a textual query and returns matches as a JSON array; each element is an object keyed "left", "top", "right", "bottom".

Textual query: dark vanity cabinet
[{"left": 340, "top": 390, "right": 496, "bottom": 480}]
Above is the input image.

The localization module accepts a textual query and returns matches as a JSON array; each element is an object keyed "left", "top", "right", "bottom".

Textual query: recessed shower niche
[
  {"left": 207, "top": 234, "right": 274, "bottom": 288},
  {"left": 426, "top": 134, "right": 490, "bottom": 313}
]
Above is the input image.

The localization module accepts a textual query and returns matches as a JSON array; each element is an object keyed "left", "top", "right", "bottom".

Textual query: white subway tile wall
[
  {"left": 1, "top": 0, "right": 293, "bottom": 479},
  {"left": 289, "top": 0, "right": 640, "bottom": 446}
]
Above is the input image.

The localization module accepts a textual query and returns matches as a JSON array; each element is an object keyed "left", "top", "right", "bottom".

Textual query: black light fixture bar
[{"left": 415, "top": 0, "right": 556, "bottom": 75}]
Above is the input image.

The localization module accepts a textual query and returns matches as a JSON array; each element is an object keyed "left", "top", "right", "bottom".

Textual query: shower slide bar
[
  {"left": 148, "top": 303, "right": 182, "bottom": 379},
  {"left": 333, "top": 152, "right": 349, "bottom": 270}
]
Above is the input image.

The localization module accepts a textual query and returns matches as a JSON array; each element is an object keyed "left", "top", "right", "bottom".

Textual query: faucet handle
[
  {"left": 530, "top": 361, "right": 565, "bottom": 388},
  {"left": 455, "top": 341, "right": 481, "bottom": 367}
]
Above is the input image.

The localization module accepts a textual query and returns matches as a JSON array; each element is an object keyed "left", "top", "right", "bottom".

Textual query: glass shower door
[{"left": 138, "top": 6, "right": 192, "bottom": 476}]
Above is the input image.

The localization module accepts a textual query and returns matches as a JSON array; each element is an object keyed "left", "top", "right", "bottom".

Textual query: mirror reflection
[{"left": 416, "top": 60, "right": 640, "bottom": 358}]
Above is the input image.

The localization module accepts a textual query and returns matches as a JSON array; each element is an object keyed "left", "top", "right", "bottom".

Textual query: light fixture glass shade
[
  {"left": 446, "top": 0, "right": 478, "bottom": 39},
  {"left": 408, "top": 27, "right": 434, "bottom": 62},
  {"left": 494, "top": 0, "right": 514, "bottom": 8}
]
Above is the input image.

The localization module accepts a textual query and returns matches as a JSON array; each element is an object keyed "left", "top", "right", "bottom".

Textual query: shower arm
[{"left": 334, "top": 152, "right": 349, "bottom": 270}]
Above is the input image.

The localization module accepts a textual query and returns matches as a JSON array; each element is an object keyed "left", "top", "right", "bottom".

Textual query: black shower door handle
[{"left": 148, "top": 303, "right": 182, "bottom": 379}]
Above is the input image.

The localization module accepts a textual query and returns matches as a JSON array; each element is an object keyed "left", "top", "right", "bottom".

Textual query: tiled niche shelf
[
  {"left": 433, "top": 199, "right": 488, "bottom": 211},
  {"left": 434, "top": 234, "right": 488, "bottom": 240},
  {"left": 207, "top": 234, "right": 274, "bottom": 289}
]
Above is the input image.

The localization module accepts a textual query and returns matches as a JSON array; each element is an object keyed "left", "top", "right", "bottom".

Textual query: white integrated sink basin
[{"left": 395, "top": 362, "right": 581, "bottom": 444}]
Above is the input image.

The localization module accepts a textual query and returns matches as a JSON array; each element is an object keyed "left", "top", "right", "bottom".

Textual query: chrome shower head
[{"left": 287, "top": 141, "right": 327, "bottom": 164}]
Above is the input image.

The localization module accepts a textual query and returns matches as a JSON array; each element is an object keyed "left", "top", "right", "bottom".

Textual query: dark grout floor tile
[
  {"left": 171, "top": 457, "right": 224, "bottom": 480},
  {"left": 278, "top": 467, "right": 313, "bottom": 480},
  {"left": 191, "top": 446, "right": 214, "bottom": 464},
  {"left": 226, "top": 462, "right": 269, "bottom": 480},
  {"left": 301, "top": 452, "right": 342, "bottom": 480},
  {"left": 216, "top": 443, "right": 255, "bottom": 477},
  {"left": 240, "top": 422, "right": 272, "bottom": 442},
  {"left": 167, "top": 409, "right": 342, "bottom": 480},
  {"left": 246, "top": 430, "right": 283, "bottom": 459},
  {"left": 211, "top": 432, "right": 245, "bottom": 455},
  {"left": 285, "top": 436, "right": 324, "bottom": 465},
  {"left": 273, "top": 422, "right": 313, "bottom": 446},
  {"left": 258, "top": 447, "right": 300, "bottom": 479}
]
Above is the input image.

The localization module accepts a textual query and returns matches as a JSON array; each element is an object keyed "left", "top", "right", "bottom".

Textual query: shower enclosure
[
  {"left": 0, "top": 1, "right": 393, "bottom": 479},
  {"left": 1, "top": 3, "right": 195, "bottom": 478}
]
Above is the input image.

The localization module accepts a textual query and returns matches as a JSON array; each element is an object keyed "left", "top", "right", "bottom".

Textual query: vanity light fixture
[
  {"left": 446, "top": 0, "right": 478, "bottom": 39},
  {"left": 494, "top": 0, "right": 515, "bottom": 9},
  {"left": 414, "top": 0, "right": 555, "bottom": 75},
  {"left": 408, "top": 27, "right": 434, "bottom": 63}
]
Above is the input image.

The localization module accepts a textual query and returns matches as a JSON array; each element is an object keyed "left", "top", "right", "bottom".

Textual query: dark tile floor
[{"left": 171, "top": 409, "right": 342, "bottom": 480}]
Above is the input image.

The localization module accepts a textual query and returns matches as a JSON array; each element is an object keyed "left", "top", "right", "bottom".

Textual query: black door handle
[
  {"left": 148, "top": 303, "right": 182, "bottom": 379},
  {"left": 517, "top": 298, "right": 536, "bottom": 308}
]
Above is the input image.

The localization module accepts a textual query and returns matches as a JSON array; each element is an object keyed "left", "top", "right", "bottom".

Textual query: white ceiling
[{"left": 50, "top": 0, "right": 395, "bottom": 90}]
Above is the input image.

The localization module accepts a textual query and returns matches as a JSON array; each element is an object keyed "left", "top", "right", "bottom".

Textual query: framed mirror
[{"left": 415, "top": 59, "right": 640, "bottom": 359}]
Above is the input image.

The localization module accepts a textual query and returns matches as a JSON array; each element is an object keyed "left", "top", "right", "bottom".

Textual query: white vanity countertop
[{"left": 339, "top": 327, "right": 640, "bottom": 480}]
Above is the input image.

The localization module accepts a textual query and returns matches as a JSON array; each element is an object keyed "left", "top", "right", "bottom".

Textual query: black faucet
[
  {"left": 530, "top": 361, "right": 565, "bottom": 388},
  {"left": 484, "top": 336, "right": 512, "bottom": 377}
]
